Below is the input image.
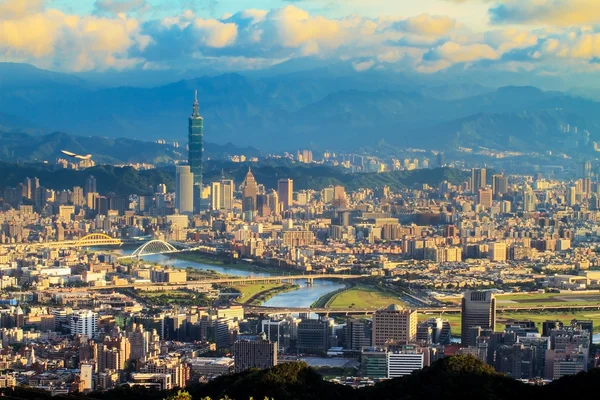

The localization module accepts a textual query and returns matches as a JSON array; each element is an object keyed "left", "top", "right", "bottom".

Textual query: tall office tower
[
  {"left": 471, "top": 168, "right": 486, "bottom": 193},
  {"left": 298, "top": 149, "right": 313, "bottom": 163},
  {"left": 188, "top": 90, "right": 203, "bottom": 188},
  {"left": 277, "top": 178, "right": 293, "bottom": 210},
  {"left": 72, "top": 186, "right": 85, "bottom": 207},
  {"left": 233, "top": 339, "right": 277, "bottom": 372},
  {"left": 582, "top": 177, "right": 592, "bottom": 194},
  {"left": 345, "top": 318, "right": 372, "bottom": 351},
  {"left": 322, "top": 186, "right": 335, "bottom": 203},
  {"left": 372, "top": 305, "right": 418, "bottom": 347},
  {"left": 70, "top": 310, "right": 98, "bottom": 338},
  {"left": 210, "top": 182, "right": 221, "bottom": 210},
  {"left": 297, "top": 319, "right": 331, "bottom": 354},
  {"left": 156, "top": 183, "right": 167, "bottom": 194},
  {"left": 478, "top": 188, "right": 493, "bottom": 209},
  {"left": 461, "top": 290, "right": 496, "bottom": 346},
  {"left": 436, "top": 152, "right": 445, "bottom": 167},
  {"left": 24, "top": 177, "right": 33, "bottom": 200},
  {"left": 267, "top": 189, "right": 280, "bottom": 216},
  {"left": 29, "top": 177, "right": 39, "bottom": 200},
  {"left": 492, "top": 174, "right": 509, "bottom": 196},
  {"left": 577, "top": 161, "right": 592, "bottom": 178},
  {"left": 241, "top": 168, "right": 258, "bottom": 212},
  {"left": 523, "top": 187, "right": 537, "bottom": 212},
  {"left": 332, "top": 185, "right": 347, "bottom": 208},
  {"left": 175, "top": 165, "right": 194, "bottom": 214},
  {"left": 219, "top": 173, "right": 234, "bottom": 210},
  {"left": 567, "top": 186, "right": 577, "bottom": 206},
  {"left": 85, "top": 175, "right": 97, "bottom": 196}
]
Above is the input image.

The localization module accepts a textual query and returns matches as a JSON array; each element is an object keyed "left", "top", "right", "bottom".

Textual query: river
[{"left": 116, "top": 250, "right": 345, "bottom": 308}]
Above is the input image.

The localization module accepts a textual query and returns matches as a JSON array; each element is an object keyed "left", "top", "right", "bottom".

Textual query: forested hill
[
  {"left": 2, "top": 356, "right": 599, "bottom": 400},
  {"left": 0, "top": 162, "right": 469, "bottom": 195}
]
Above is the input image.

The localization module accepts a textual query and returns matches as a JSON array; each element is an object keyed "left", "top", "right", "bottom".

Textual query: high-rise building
[
  {"left": 267, "top": 190, "right": 280, "bottom": 216},
  {"left": 277, "top": 178, "right": 293, "bottom": 210},
  {"left": 175, "top": 165, "right": 194, "bottom": 214},
  {"left": 436, "top": 152, "right": 445, "bottom": 167},
  {"left": 471, "top": 168, "right": 486, "bottom": 193},
  {"left": 70, "top": 310, "right": 98, "bottom": 338},
  {"left": 523, "top": 187, "right": 537, "bottom": 212},
  {"left": 332, "top": 185, "right": 347, "bottom": 208},
  {"left": 188, "top": 91, "right": 203, "bottom": 189},
  {"left": 72, "top": 186, "right": 85, "bottom": 207},
  {"left": 85, "top": 175, "right": 97, "bottom": 196},
  {"left": 387, "top": 346, "right": 426, "bottom": 378},
  {"left": 461, "top": 290, "right": 496, "bottom": 346},
  {"left": 567, "top": 186, "right": 577, "bottom": 206},
  {"left": 492, "top": 174, "right": 508, "bottom": 196},
  {"left": 577, "top": 161, "right": 592, "bottom": 178},
  {"left": 478, "top": 188, "right": 493, "bottom": 209},
  {"left": 79, "top": 363, "right": 94, "bottom": 392},
  {"left": 372, "top": 305, "right": 417, "bottom": 347},
  {"left": 220, "top": 178, "right": 234, "bottom": 211},
  {"left": 241, "top": 168, "right": 258, "bottom": 212},
  {"left": 210, "top": 182, "right": 221, "bottom": 211},
  {"left": 297, "top": 319, "right": 330, "bottom": 354},
  {"left": 233, "top": 339, "right": 277, "bottom": 372},
  {"left": 345, "top": 318, "right": 372, "bottom": 350}
]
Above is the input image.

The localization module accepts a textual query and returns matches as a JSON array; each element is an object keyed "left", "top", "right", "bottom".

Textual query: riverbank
[
  {"left": 231, "top": 283, "right": 301, "bottom": 306},
  {"left": 170, "top": 252, "right": 304, "bottom": 276}
]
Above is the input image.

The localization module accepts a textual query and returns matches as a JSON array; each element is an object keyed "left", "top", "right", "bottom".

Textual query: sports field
[
  {"left": 328, "top": 286, "right": 405, "bottom": 309},
  {"left": 418, "top": 310, "right": 600, "bottom": 337},
  {"left": 495, "top": 292, "right": 600, "bottom": 307},
  {"left": 439, "top": 291, "right": 600, "bottom": 308}
]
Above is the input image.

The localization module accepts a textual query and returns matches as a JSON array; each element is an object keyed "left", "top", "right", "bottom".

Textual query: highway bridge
[
  {"left": 243, "top": 303, "right": 600, "bottom": 316},
  {"left": 43, "top": 274, "right": 365, "bottom": 293}
]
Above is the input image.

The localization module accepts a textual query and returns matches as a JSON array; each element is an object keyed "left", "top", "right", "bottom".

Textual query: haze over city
[{"left": 1, "top": 0, "right": 600, "bottom": 399}]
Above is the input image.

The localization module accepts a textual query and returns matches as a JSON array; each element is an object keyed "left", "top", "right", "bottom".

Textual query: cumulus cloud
[
  {"left": 0, "top": 0, "right": 44, "bottom": 19},
  {"left": 352, "top": 59, "right": 375, "bottom": 72},
  {"left": 490, "top": 0, "right": 600, "bottom": 26},
  {"left": 1, "top": 1, "right": 600, "bottom": 77},
  {"left": 0, "top": 5, "right": 150, "bottom": 71},
  {"left": 393, "top": 14, "right": 459, "bottom": 36}
]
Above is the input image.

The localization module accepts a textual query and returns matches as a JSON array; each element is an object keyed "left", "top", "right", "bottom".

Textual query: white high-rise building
[
  {"left": 220, "top": 179, "right": 234, "bottom": 211},
  {"left": 70, "top": 310, "right": 98, "bottom": 338},
  {"left": 211, "top": 182, "right": 221, "bottom": 210},
  {"left": 387, "top": 350, "right": 425, "bottom": 378},
  {"left": 175, "top": 165, "right": 194, "bottom": 214}
]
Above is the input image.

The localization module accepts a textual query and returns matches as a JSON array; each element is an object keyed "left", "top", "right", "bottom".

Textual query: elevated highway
[
  {"left": 243, "top": 303, "right": 600, "bottom": 315},
  {"left": 43, "top": 274, "right": 365, "bottom": 293}
]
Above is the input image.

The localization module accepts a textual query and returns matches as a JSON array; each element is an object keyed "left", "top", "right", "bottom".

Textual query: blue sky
[{"left": 2, "top": 0, "right": 600, "bottom": 87}]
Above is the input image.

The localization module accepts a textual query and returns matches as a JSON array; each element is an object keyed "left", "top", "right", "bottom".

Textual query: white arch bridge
[{"left": 117, "top": 240, "right": 207, "bottom": 259}]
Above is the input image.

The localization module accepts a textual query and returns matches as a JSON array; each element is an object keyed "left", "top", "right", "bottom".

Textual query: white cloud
[
  {"left": 1, "top": 1, "right": 600, "bottom": 78},
  {"left": 352, "top": 59, "right": 375, "bottom": 72}
]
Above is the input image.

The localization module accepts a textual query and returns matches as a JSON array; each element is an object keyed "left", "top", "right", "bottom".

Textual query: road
[{"left": 43, "top": 274, "right": 365, "bottom": 293}]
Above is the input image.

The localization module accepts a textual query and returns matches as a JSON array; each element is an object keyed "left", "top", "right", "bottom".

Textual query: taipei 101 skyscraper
[{"left": 189, "top": 90, "right": 203, "bottom": 210}]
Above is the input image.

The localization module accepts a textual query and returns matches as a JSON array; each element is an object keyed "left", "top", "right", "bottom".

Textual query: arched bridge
[
  {"left": 119, "top": 240, "right": 179, "bottom": 259},
  {"left": 1, "top": 233, "right": 123, "bottom": 249}
]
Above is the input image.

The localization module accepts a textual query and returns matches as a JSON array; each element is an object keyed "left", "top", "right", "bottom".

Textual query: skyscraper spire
[{"left": 192, "top": 90, "right": 200, "bottom": 117}]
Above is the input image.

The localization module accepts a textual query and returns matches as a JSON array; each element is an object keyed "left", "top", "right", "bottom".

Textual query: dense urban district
[{"left": 0, "top": 96, "right": 599, "bottom": 398}]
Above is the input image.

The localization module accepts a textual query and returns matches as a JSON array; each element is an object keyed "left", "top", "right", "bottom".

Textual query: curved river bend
[{"left": 121, "top": 252, "right": 345, "bottom": 308}]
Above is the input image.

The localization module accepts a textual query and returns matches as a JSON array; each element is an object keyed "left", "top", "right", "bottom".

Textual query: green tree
[{"left": 165, "top": 390, "right": 192, "bottom": 400}]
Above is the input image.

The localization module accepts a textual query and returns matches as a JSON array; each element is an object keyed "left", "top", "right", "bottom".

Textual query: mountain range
[
  {"left": 0, "top": 160, "right": 468, "bottom": 195},
  {"left": 2, "top": 62, "right": 600, "bottom": 155},
  {"left": 0, "top": 131, "right": 261, "bottom": 164}
]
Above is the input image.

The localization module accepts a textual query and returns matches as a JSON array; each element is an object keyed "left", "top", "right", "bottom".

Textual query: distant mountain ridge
[
  {"left": 0, "top": 131, "right": 261, "bottom": 164},
  {"left": 1, "top": 62, "right": 600, "bottom": 155}
]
